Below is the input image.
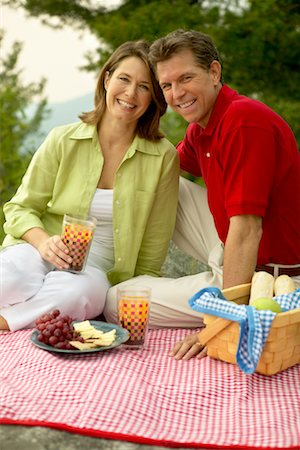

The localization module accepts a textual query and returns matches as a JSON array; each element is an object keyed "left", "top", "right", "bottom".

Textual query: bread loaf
[
  {"left": 274, "top": 275, "right": 296, "bottom": 296},
  {"left": 249, "top": 271, "right": 274, "bottom": 305}
]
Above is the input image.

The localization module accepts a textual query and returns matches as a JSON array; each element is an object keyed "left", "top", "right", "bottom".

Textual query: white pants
[
  {"left": 0, "top": 244, "right": 110, "bottom": 331},
  {"left": 104, "top": 177, "right": 223, "bottom": 328}
]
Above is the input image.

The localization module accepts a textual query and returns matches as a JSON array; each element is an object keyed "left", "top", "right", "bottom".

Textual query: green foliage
[
  {"left": 4, "top": 0, "right": 299, "bottom": 146},
  {"left": 218, "top": 0, "right": 300, "bottom": 101},
  {"left": 160, "top": 109, "right": 188, "bottom": 147},
  {"left": 0, "top": 31, "right": 48, "bottom": 242},
  {"left": 89, "top": 0, "right": 218, "bottom": 58},
  {"left": 160, "top": 109, "right": 203, "bottom": 185},
  {"left": 76, "top": 0, "right": 222, "bottom": 72}
]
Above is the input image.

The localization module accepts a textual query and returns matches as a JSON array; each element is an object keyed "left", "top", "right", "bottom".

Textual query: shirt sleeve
[
  {"left": 134, "top": 144, "right": 180, "bottom": 277},
  {"left": 3, "top": 129, "right": 60, "bottom": 239},
  {"left": 221, "top": 126, "right": 276, "bottom": 218}
]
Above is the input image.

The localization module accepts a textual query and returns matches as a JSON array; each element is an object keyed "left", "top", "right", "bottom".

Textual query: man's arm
[
  {"left": 169, "top": 214, "right": 262, "bottom": 361},
  {"left": 222, "top": 215, "right": 262, "bottom": 289}
]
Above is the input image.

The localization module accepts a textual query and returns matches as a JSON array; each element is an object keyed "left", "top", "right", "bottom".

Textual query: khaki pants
[{"left": 104, "top": 177, "right": 223, "bottom": 328}]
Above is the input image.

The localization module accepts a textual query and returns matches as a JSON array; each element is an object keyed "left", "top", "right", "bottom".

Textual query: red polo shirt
[{"left": 177, "top": 84, "right": 300, "bottom": 264}]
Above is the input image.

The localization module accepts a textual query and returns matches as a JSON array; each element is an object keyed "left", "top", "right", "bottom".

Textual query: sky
[{"left": 1, "top": 1, "right": 121, "bottom": 103}]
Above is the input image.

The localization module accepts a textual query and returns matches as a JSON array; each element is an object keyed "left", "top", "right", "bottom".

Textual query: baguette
[
  {"left": 274, "top": 275, "right": 296, "bottom": 296},
  {"left": 249, "top": 271, "right": 274, "bottom": 305}
]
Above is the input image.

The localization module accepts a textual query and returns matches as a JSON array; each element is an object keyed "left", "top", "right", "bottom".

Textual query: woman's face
[{"left": 104, "top": 56, "right": 153, "bottom": 126}]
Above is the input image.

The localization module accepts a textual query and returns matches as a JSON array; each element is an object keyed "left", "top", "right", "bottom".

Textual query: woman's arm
[
  {"left": 4, "top": 128, "right": 72, "bottom": 269},
  {"left": 3, "top": 129, "right": 59, "bottom": 239}
]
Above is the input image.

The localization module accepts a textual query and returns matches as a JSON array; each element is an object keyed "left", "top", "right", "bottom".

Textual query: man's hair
[
  {"left": 80, "top": 40, "right": 167, "bottom": 141},
  {"left": 149, "top": 29, "right": 223, "bottom": 82}
]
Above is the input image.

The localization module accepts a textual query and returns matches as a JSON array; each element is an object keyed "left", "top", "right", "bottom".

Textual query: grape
[
  {"left": 43, "top": 314, "right": 51, "bottom": 322},
  {"left": 47, "top": 324, "right": 56, "bottom": 333},
  {"left": 49, "top": 336, "right": 59, "bottom": 346},
  {"left": 54, "top": 342, "right": 67, "bottom": 349},
  {"left": 54, "top": 328, "right": 62, "bottom": 337},
  {"left": 55, "top": 320, "right": 64, "bottom": 329},
  {"left": 35, "top": 309, "right": 84, "bottom": 349}
]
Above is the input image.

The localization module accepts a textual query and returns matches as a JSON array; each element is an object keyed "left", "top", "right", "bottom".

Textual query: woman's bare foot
[{"left": 0, "top": 315, "right": 10, "bottom": 331}]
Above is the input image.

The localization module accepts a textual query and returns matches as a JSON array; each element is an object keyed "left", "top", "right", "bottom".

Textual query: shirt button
[
  {"left": 116, "top": 200, "right": 120, "bottom": 206},
  {"left": 206, "top": 152, "right": 210, "bottom": 157},
  {"left": 117, "top": 257, "right": 122, "bottom": 262},
  {"left": 115, "top": 229, "right": 119, "bottom": 234},
  {"left": 117, "top": 173, "right": 121, "bottom": 177}
]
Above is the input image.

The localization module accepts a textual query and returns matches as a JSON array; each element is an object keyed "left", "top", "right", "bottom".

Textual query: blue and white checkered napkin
[{"left": 188, "top": 287, "right": 300, "bottom": 374}]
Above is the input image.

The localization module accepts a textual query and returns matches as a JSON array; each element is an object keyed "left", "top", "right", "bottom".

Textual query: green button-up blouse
[{"left": 2, "top": 121, "right": 179, "bottom": 285}]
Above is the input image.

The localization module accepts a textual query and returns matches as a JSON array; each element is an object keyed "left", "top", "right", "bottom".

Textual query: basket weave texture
[{"left": 202, "top": 283, "right": 300, "bottom": 375}]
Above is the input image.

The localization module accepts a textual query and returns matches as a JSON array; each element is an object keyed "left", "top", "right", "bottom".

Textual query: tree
[
  {"left": 4, "top": 0, "right": 299, "bottom": 145},
  {"left": 217, "top": 0, "right": 300, "bottom": 144},
  {"left": 0, "top": 31, "right": 48, "bottom": 242}
]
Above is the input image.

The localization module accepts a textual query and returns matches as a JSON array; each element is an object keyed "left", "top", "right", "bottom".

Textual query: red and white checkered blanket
[{"left": 0, "top": 328, "right": 299, "bottom": 449}]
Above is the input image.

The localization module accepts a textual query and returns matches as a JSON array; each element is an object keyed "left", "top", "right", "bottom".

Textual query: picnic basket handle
[
  {"left": 198, "top": 317, "right": 232, "bottom": 346},
  {"left": 196, "top": 283, "right": 251, "bottom": 346}
]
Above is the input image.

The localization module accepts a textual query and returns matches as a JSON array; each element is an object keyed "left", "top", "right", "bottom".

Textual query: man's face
[{"left": 156, "top": 50, "right": 221, "bottom": 128}]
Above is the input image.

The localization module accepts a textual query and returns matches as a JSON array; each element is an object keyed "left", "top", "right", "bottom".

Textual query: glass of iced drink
[
  {"left": 62, "top": 214, "right": 97, "bottom": 273},
  {"left": 117, "top": 286, "right": 151, "bottom": 349}
]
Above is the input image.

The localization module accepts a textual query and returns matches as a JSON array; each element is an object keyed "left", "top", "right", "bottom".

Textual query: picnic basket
[{"left": 198, "top": 283, "right": 300, "bottom": 375}]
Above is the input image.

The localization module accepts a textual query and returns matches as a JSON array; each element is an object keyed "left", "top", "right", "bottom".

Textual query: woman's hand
[
  {"left": 22, "top": 228, "right": 72, "bottom": 270},
  {"left": 38, "top": 235, "right": 72, "bottom": 269},
  {"left": 169, "top": 331, "right": 207, "bottom": 361}
]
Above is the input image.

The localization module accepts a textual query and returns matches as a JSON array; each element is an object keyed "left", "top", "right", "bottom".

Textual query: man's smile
[{"left": 177, "top": 99, "right": 196, "bottom": 109}]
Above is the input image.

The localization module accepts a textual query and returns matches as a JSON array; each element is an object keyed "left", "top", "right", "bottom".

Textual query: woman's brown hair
[{"left": 80, "top": 40, "right": 167, "bottom": 141}]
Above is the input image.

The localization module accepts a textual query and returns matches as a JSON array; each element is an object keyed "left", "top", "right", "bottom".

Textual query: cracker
[
  {"left": 69, "top": 341, "right": 98, "bottom": 350},
  {"left": 71, "top": 323, "right": 117, "bottom": 349},
  {"left": 73, "top": 320, "right": 94, "bottom": 332}
]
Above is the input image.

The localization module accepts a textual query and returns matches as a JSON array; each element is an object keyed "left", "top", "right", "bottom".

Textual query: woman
[{"left": 0, "top": 40, "right": 179, "bottom": 331}]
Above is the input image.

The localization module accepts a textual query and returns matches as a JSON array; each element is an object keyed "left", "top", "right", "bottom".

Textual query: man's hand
[{"left": 169, "top": 332, "right": 207, "bottom": 360}]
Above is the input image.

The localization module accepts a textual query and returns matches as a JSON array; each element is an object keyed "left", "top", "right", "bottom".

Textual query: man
[{"left": 104, "top": 29, "right": 300, "bottom": 358}]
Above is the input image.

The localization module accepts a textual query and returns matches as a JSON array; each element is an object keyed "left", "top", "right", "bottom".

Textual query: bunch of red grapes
[{"left": 35, "top": 309, "right": 84, "bottom": 350}]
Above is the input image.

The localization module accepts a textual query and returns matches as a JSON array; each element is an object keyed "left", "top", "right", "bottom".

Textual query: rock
[{"left": 161, "top": 241, "right": 210, "bottom": 278}]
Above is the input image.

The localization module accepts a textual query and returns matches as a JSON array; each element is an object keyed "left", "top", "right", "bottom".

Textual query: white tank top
[{"left": 87, "top": 189, "right": 114, "bottom": 271}]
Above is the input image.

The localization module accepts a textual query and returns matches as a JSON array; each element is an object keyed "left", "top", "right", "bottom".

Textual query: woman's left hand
[{"left": 169, "top": 331, "right": 207, "bottom": 361}]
